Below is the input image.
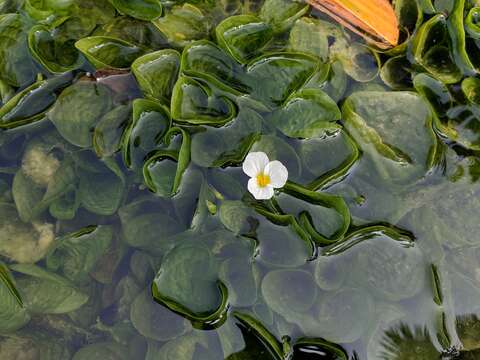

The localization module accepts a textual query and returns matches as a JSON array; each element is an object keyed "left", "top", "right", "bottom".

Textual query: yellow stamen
[{"left": 256, "top": 173, "right": 271, "bottom": 188}]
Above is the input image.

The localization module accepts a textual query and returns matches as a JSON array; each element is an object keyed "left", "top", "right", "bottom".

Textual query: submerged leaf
[{"left": 49, "top": 81, "right": 114, "bottom": 148}]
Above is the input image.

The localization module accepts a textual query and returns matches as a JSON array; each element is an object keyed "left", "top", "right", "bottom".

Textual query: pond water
[{"left": 1, "top": 0, "right": 480, "bottom": 359}]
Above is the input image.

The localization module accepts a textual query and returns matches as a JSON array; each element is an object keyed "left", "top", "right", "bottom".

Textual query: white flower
[{"left": 242, "top": 152, "right": 288, "bottom": 200}]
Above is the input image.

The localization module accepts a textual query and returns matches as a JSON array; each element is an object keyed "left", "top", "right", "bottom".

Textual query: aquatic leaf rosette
[{"left": 1, "top": 0, "right": 480, "bottom": 358}]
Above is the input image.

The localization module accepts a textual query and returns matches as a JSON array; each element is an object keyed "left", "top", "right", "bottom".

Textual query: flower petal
[
  {"left": 243, "top": 152, "right": 269, "bottom": 178},
  {"left": 248, "top": 178, "right": 275, "bottom": 200},
  {"left": 264, "top": 160, "right": 288, "bottom": 188}
]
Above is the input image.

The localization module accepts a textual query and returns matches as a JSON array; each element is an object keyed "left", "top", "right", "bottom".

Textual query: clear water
[{"left": 1, "top": 0, "right": 480, "bottom": 359}]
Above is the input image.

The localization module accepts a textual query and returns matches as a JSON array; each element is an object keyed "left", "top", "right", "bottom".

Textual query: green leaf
[
  {"left": 315, "top": 288, "right": 374, "bottom": 343},
  {"left": 130, "top": 288, "right": 190, "bottom": 341},
  {"left": 342, "top": 91, "right": 438, "bottom": 183},
  {"left": 46, "top": 225, "right": 113, "bottom": 285},
  {"left": 325, "top": 226, "right": 425, "bottom": 302},
  {"left": 0, "top": 72, "right": 73, "bottom": 130},
  {"left": 122, "top": 98, "right": 171, "bottom": 169},
  {"left": 261, "top": 269, "right": 317, "bottom": 317},
  {"left": 247, "top": 52, "right": 319, "bottom": 106},
  {"left": 268, "top": 88, "right": 341, "bottom": 139},
  {"left": 0, "top": 262, "right": 22, "bottom": 307},
  {"left": 132, "top": 49, "right": 181, "bottom": 103},
  {"left": 181, "top": 40, "right": 248, "bottom": 93},
  {"left": 49, "top": 188, "right": 79, "bottom": 220},
  {"left": 231, "top": 312, "right": 284, "bottom": 360},
  {"left": 0, "top": 269, "right": 30, "bottom": 333},
  {"left": 95, "top": 16, "right": 167, "bottom": 49},
  {"left": 146, "top": 332, "right": 216, "bottom": 360},
  {"left": 259, "top": 0, "right": 308, "bottom": 33},
  {"left": 75, "top": 36, "right": 145, "bottom": 70},
  {"left": 152, "top": 240, "right": 229, "bottom": 327},
  {"left": 413, "top": 73, "right": 453, "bottom": 118},
  {"left": 219, "top": 257, "right": 258, "bottom": 307},
  {"left": 305, "top": 60, "right": 347, "bottom": 102},
  {"left": 108, "top": 0, "right": 162, "bottom": 21},
  {"left": 289, "top": 17, "right": 329, "bottom": 62},
  {"left": 0, "top": 331, "right": 71, "bottom": 358},
  {"left": 292, "top": 338, "right": 348, "bottom": 360},
  {"left": 252, "top": 217, "right": 312, "bottom": 268},
  {"left": 11, "top": 264, "right": 89, "bottom": 314},
  {"left": 0, "top": 14, "right": 36, "bottom": 87},
  {"left": 446, "top": 0, "right": 476, "bottom": 76},
  {"left": 216, "top": 15, "right": 273, "bottom": 64},
  {"left": 411, "top": 14, "right": 462, "bottom": 84},
  {"left": 49, "top": 81, "right": 114, "bottom": 148},
  {"left": 466, "top": 7, "right": 480, "bottom": 39},
  {"left": 119, "top": 196, "right": 185, "bottom": 252},
  {"left": 299, "top": 129, "right": 360, "bottom": 190},
  {"left": 94, "top": 104, "right": 132, "bottom": 158},
  {"left": 28, "top": 24, "right": 83, "bottom": 74},
  {"left": 25, "top": 0, "right": 74, "bottom": 21},
  {"left": 143, "top": 127, "right": 191, "bottom": 197},
  {"left": 191, "top": 106, "right": 262, "bottom": 167},
  {"left": 380, "top": 55, "right": 414, "bottom": 90},
  {"left": 73, "top": 342, "right": 129, "bottom": 360},
  {"left": 171, "top": 75, "right": 237, "bottom": 126},
  {"left": 462, "top": 77, "right": 480, "bottom": 105},
  {"left": 152, "top": 3, "right": 208, "bottom": 47},
  {"left": 277, "top": 181, "right": 351, "bottom": 246},
  {"left": 78, "top": 157, "right": 126, "bottom": 215}
]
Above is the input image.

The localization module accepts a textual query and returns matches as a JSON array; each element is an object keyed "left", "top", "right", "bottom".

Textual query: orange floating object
[{"left": 308, "top": 0, "right": 400, "bottom": 49}]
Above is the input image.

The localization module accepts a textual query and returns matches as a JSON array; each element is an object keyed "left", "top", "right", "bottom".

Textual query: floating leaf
[
  {"left": 171, "top": 75, "right": 237, "bottom": 126},
  {"left": 152, "top": 241, "right": 229, "bottom": 327},
  {"left": 247, "top": 52, "right": 319, "bottom": 106},
  {"left": 132, "top": 49, "right": 181, "bottom": 103},
  {"left": 108, "top": 0, "right": 162, "bottom": 21},
  {"left": 143, "top": 127, "right": 191, "bottom": 197},
  {"left": 216, "top": 15, "right": 273, "bottom": 64},
  {"left": 75, "top": 36, "right": 145, "bottom": 70},
  {"left": 277, "top": 181, "right": 351, "bottom": 246},
  {"left": 122, "top": 98, "right": 171, "bottom": 169},
  {"left": 28, "top": 24, "right": 83, "bottom": 74},
  {"left": 269, "top": 88, "right": 341, "bottom": 139},
  {"left": 260, "top": 0, "right": 308, "bottom": 33},
  {"left": 0, "top": 73, "right": 73, "bottom": 130},
  {"left": 191, "top": 107, "right": 262, "bottom": 168},
  {"left": 95, "top": 16, "right": 167, "bottom": 49},
  {"left": 411, "top": 14, "right": 462, "bottom": 84},
  {"left": 153, "top": 3, "right": 208, "bottom": 47},
  {"left": 299, "top": 129, "right": 360, "bottom": 190}
]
